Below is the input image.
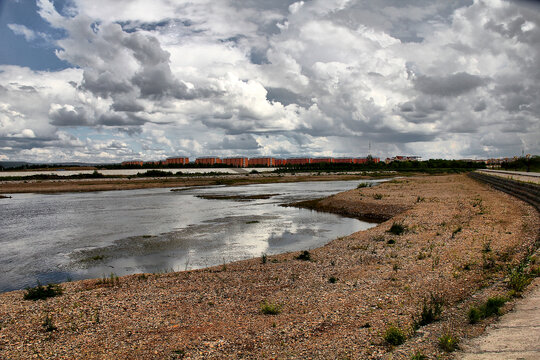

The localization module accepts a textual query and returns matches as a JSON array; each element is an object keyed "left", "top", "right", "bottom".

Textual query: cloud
[
  {"left": 7, "top": 23, "right": 47, "bottom": 42},
  {"left": 0, "top": 0, "right": 538, "bottom": 162}
]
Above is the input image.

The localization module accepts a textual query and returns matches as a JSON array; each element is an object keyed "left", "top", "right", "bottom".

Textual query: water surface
[{"left": 0, "top": 180, "right": 381, "bottom": 292}]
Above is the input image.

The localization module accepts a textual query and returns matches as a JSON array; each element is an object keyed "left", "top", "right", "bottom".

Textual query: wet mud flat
[{"left": 0, "top": 174, "right": 539, "bottom": 359}]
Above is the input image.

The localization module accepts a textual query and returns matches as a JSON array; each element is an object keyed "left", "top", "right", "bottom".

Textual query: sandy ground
[{"left": 0, "top": 174, "right": 538, "bottom": 359}]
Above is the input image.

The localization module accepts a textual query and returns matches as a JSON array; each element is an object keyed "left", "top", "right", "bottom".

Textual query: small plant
[
  {"left": 42, "top": 314, "right": 57, "bottom": 332},
  {"left": 357, "top": 182, "right": 371, "bottom": 188},
  {"left": 508, "top": 267, "right": 531, "bottom": 293},
  {"left": 295, "top": 250, "right": 311, "bottom": 261},
  {"left": 90, "top": 254, "right": 105, "bottom": 261},
  {"left": 414, "top": 294, "right": 443, "bottom": 328},
  {"left": 328, "top": 276, "right": 337, "bottom": 283},
  {"left": 97, "top": 273, "right": 120, "bottom": 287},
  {"left": 261, "top": 253, "right": 267, "bottom": 264},
  {"left": 388, "top": 223, "right": 406, "bottom": 236},
  {"left": 410, "top": 351, "right": 427, "bottom": 360},
  {"left": 468, "top": 306, "right": 482, "bottom": 324},
  {"left": 438, "top": 333, "right": 459, "bottom": 352},
  {"left": 416, "top": 196, "right": 425, "bottom": 203},
  {"left": 373, "top": 193, "right": 384, "bottom": 200},
  {"left": 387, "top": 239, "right": 396, "bottom": 245},
  {"left": 24, "top": 282, "right": 63, "bottom": 301},
  {"left": 383, "top": 325, "right": 406, "bottom": 346},
  {"left": 260, "top": 300, "right": 282, "bottom": 315}
]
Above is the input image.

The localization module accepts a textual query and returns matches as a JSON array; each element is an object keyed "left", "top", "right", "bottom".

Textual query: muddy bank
[{"left": 0, "top": 174, "right": 539, "bottom": 359}]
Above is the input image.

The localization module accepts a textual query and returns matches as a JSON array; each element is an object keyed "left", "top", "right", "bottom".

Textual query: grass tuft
[
  {"left": 260, "top": 300, "right": 282, "bottom": 315},
  {"left": 438, "top": 333, "right": 459, "bottom": 352},
  {"left": 383, "top": 325, "right": 406, "bottom": 346},
  {"left": 388, "top": 223, "right": 406, "bottom": 236},
  {"left": 295, "top": 250, "right": 311, "bottom": 261}
]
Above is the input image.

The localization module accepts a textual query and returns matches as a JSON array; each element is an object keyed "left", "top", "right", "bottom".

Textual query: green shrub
[
  {"left": 383, "top": 325, "right": 406, "bottom": 346},
  {"left": 468, "top": 306, "right": 482, "bottom": 324},
  {"left": 388, "top": 223, "right": 406, "bottom": 235},
  {"left": 261, "top": 253, "right": 267, "bottom": 264},
  {"left": 468, "top": 296, "right": 507, "bottom": 323},
  {"left": 295, "top": 250, "right": 311, "bottom": 261},
  {"left": 328, "top": 276, "right": 337, "bottom": 283},
  {"left": 260, "top": 300, "right": 282, "bottom": 315},
  {"left": 357, "top": 182, "right": 371, "bottom": 188},
  {"left": 373, "top": 193, "right": 383, "bottom": 200},
  {"left": 439, "top": 333, "right": 459, "bottom": 352},
  {"left": 24, "top": 282, "right": 63, "bottom": 301},
  {"left": 508, "top": 268, "right": 531, "bottom": 293}
]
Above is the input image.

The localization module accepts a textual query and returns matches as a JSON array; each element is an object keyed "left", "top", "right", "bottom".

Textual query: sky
[{"left": 0, "top": 0, "right": 539, "bottom": 163}]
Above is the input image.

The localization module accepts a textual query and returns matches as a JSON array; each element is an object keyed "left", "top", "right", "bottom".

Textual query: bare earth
[{"left": 0, "top": 174, "right": 538, "bottom": 359}]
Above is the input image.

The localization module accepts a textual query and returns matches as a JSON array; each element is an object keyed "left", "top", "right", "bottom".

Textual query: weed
[
  {"left": 439, "top": 333, "right": 459, "bottom": 352},
  {"left": 482, "top": 241, "right": 492, "bottom": 253},
  {"left": 261, "top": 253, "right": 267, "bottom": 264},
  {"left": 42, "top": 314, "right": 57, "bottom": 332},
  {"left": 24, "top": 282, "right": 63, "bottom": 301},
  {"left": 414, "top": 294, "right": 443, "bottom": 328},
  {"left": 373, "top": 193, "right": 384, "bottom": 200},
  {"left": 417, "top": 252, "right": 427, "bottom": 260},
  {"left": 89, "top": 254, "right": 105, "bottom": 261},
  {"left": 387, "top": 239, "right": 396, "bottom": 245},
  {"left": 482, "top": 253, "right": 496, "bottom": 270},
  {"left": 468, "top": 306, "right": 482, "bottom": 324},
  {"left": 410, "top": 351, "right": 427, "bottom": 360},
  {"left": 416, "top": 196, "right": 425, "bottom": 203},
  {"left": 508, "top": 267, "right": 531, "bottom": 294},
  {"left": 260, "top": 300, "right": 282, "bottom": 315},
  {"left": 383, "top": 325, "right": 406, "bottom": 346},
  {"left": 328, "top": 276, "right": 338, "bottom": 283},
  {"left": 388, "top": 223, "right": 406, "bottom": 236},
  {"left": 357, "top": 182, "right": 371, "bottom": 188},
  {"left": 295, "top": 250, "right": 311, "bottom": 261},
  {"left": 468, "top": 296, "right": 507, "bottom": 324},
  {"left": 97, "top": 273, "right": 120, "bottom": 287},
  {"left": 171, "top": 349, "right": 186, "bottom": 359},
  {"left": 393, "top": 263, "right": 399, "bottom": 272}
]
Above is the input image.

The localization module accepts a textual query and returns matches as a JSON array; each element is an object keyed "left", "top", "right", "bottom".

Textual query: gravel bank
[{"left": 0, "top": 174, "right": 538, "bottom": 359}]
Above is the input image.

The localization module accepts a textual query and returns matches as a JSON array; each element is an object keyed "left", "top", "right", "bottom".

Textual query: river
[{"left": 0, "top": 180, "right": 381, "bottom": 292}]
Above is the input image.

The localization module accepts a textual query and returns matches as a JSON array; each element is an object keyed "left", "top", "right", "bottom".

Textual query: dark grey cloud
[
  {"left": 98, "top": 113, "right": 147, "bottom": 126},
  {"left": 266, "top": 87, "right": 310, "bottom": 107},
  {"left": 414, "top": 72, "right": 488, "bottom": 97},
  {"left": 213, "top": 134, "right": 261, "bottom": 150},
  {"left": 81, "top": 70, "right": 132, "bottom": 97},
  {"left": 49, "top": 106, "right": 90, "bottom": 126}
]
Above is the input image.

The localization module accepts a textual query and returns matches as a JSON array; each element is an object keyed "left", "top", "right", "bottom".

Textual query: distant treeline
[
  {"left": 275, "top": 159, "right": 486, "bottom": 172},
  {"left": 500, "top": 156, "right": 539, "bottom": 172}
]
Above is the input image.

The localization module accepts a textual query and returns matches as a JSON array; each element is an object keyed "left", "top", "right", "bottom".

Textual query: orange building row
[{"left": 123, "top": 156, "right": 380, "bottom": 167}]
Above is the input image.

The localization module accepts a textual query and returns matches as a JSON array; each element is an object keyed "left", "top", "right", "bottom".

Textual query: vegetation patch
[
  {"left": 295, "top": 250, "right": 311, "bottom": 261},
  {"left": 438, "top": 333, "right": 459, "bottom": 352},
  {"left": 388, "top": 223, "right": 406, "bottom": 236},
  {"left": 24, "top": 282, "right": 63, "bottom": 301},
  {"left": 468, "top": 296, "right": 507, "bottom": 324},
  {"left": 260, "top": 300, "right": 282, "bottom": 315},
  {"left": 413, "top": 294, "right": 443, "bottom": 328},
  {"left": 383, "top": 325, "right": 406, "bottom": 346}
]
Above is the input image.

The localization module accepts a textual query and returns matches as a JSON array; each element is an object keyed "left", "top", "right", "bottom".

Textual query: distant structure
[
  {"left": 385, "top": 156, "right": 421, "bottom": 163},
  {"left": 121, "top": 155, "right": 381, "bottom": 168}
]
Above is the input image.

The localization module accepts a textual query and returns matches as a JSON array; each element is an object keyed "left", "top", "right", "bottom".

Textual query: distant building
[
  {"left": 385, "top": 156, "right": 420, "bottom": 163},
  {"left": 195, "top": 157, "right": 222, "bottom": 166},
  {"left": 222, "top": 157, "right": 248, "bottom": 167},
  {"left": 311, "top": 158, "right": 334, "bottom": 164},
  {"left": 286, "top": 158, "right": 312, "bottom": 165},
  {"left": 248, "top": 157, "right": 275, "bottom": 167},
  {"left": 121, "top": 160, "right": 143, "bottom": 166},
  {"left": 166, "top": 157, "right": 189, "bottom": 165}
]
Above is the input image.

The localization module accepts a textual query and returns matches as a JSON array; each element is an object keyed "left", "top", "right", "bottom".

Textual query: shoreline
[
  {"left": 0, "top": 174, "right": 539, "bottom": 359},
  {"left": 0, "top": 172, "right": 388, "bottom": 195}
]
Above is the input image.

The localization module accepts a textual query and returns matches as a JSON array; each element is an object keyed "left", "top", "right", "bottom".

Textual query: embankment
[{"left": 0, "top": 174, "right": 538, "bottom": 359}]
